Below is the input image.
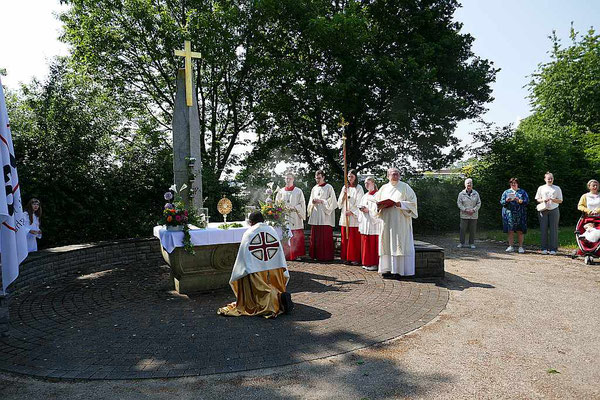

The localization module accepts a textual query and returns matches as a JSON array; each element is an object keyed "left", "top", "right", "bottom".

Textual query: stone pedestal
[{"left": 160, "top": 243, "right": 240, "bottom": 294}]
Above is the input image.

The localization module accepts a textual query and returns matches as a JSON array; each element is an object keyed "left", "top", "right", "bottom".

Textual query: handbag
[{"left": 536, "top": 202, "right": 548, "bottom": 212}]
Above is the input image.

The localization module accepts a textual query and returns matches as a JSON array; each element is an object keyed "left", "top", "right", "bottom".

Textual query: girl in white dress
[{"left": 24, "top": 198, "right": 42, "bottom": 252}]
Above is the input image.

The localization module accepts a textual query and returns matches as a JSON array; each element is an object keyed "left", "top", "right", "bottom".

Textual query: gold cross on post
[{"left": 174, "top": 40, "right": 202, "bottom": 106}]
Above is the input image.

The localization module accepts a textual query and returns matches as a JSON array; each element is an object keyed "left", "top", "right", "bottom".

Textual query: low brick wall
[{"left": 7, "top": 238, "right": 163, "bottom": 294}]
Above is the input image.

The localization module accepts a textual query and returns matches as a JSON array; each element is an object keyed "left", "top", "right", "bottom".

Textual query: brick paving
[{"left": 0, "top": 260, "right": 448, "bottom": 380}]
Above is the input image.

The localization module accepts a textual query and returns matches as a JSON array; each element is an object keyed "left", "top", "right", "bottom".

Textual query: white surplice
[
  {"left": 358, "top": 191, "right": 381, "bottom": 236},
  {"left": 375, "top": 181, "right": 418, "bottom": 276},
  {"left": 307, "top": 184, "right": 337, "bottom": 227},
  {"left": 337, "top": 185, "right": 364, "bottom": 227},
  {"left": 275, "top": 187, "right": 306, "bottom": 230}
]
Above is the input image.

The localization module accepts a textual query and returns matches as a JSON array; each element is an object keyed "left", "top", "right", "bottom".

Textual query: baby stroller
[{"left": 574, "top": 214, "right": 600, "bottom": 265}]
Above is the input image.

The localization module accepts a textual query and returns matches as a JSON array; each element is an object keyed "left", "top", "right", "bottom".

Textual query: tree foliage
[
  {"left": 470, "top": 28, "right": 600, "bottom": 229},
  {"left": 245, "top": 0, "right": 496, "bottom": 179},
  {"left": 7, "top": 59, "right": 172, "bottom": 247},
  {"left": 59, "top": 0, "right": 496, "bottom": 184}
]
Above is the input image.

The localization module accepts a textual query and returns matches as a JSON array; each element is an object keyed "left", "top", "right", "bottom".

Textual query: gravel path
[{"left": 1, "top": 236, "right": 598, "bottom": 399}]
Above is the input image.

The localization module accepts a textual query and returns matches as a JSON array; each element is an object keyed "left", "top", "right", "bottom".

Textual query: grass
[{"left": 477, "top": 228, "right": 578, "bottom": 249}]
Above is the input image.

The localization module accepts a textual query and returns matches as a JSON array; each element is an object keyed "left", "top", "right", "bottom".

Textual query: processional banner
[{"left": 0, "top": 77, "right": 28, "bottom": 294}]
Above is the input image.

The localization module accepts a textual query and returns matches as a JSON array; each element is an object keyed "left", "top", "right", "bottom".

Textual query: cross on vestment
[{"left": 174, "top": 40, "right": 202, "bottom": 106}]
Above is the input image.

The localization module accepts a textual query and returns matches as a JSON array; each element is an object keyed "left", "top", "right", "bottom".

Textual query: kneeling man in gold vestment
[{"left": 218, "top": 211, "right": 293, "bottom": 318}]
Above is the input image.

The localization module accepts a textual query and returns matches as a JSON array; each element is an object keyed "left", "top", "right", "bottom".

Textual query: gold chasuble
[{"left": 218, "top": 223, "right": 290, "bottom": 318}]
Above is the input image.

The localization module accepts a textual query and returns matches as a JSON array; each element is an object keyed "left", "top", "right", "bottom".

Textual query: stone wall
[{"left": 7, "top": 238, "right": 163, "bottom": 294}]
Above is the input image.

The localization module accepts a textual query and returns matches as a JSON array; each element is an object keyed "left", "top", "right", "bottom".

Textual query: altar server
[
  {"left": 218, "top": 211, "right": 293, "bottom": 318},
  {"left": 358, "top": 177, "right": 381, "bottom": 270},
  {"left": 338, "top": 169, "right": 364, "bottom": 264},
  {"left": 275, "top": 173, "right": 306, "bottom": 260},
  {"left": 307, "top": 169, "right": 337, "bottom": 261},
  {"left": 375, "top": 168, "right": 418, "bottom": 278}
]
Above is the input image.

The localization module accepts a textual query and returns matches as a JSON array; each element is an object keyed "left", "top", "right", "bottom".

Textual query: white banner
[{"left": 0, "top": 77, "right": 28, "bottom": 294}]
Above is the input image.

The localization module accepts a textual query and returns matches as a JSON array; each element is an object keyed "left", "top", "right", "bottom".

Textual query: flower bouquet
[
  {"left": 161, "top": 184, "right": 199, "bottom": 254},
  {"left": 259, "top": 182, "right": 291, "bottom": 241}
]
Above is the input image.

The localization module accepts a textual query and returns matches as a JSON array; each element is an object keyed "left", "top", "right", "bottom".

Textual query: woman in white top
[
  {"left": 338, "top": 169, "right": 364, "bottom": 264},
  {"left": 358, "top": 177, "right": 381, "bottom": 270},
  {"left": 535, "top": 172, "right": 563, "bottom": 255},
  {"left": 24, "top": 198, "right": 42, "bottom": 252},
  {"left": 577, "top": 179, "right": 600, "bottom": 216}
]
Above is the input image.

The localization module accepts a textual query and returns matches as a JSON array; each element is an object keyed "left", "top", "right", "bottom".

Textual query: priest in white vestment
[
  {"left": 307, "top": 169, "right": 337, "bottom": 261},
  {"left": 275, "top": 173, "right": 307, "bottom": 260},
  {"left": 375, "top": 168, "right": 418, "bottom": 278},
  {"left": 218, "top": 211, "right": 293, "bottom": 318}
]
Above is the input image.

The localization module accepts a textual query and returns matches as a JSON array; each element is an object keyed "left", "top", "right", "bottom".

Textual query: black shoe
[
  {"left": 381, "top": 272, "right": 394, "bottom": 279},
  {"left": 280, "top": 292, "right": 294, "bottom": 314}
]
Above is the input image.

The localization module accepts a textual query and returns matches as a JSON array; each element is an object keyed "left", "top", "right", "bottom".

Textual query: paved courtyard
[
  {"left": 1, "top": 236, "right": 599, "bottom": 399},
  {"left": 0, "top": 257, "right": 447, "bottom": 380}
]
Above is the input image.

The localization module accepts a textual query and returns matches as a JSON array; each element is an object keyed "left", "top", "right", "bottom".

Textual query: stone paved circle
[{"left": 0, "top": 260, "right": 448, "bottom": 380}]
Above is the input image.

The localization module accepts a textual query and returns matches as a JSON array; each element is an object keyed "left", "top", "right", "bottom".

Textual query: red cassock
[
  {"left": 361, "top": 234, "right": 379, "bottom": 266},
  {"left": 341, "top": 227, "right": 362, "bottom": 263},
  {"left": 309, "top": 225, "right": 334, "bottom": 261},
  {"left": 283, "top": 228, "right": 306, "bottom": 260}
]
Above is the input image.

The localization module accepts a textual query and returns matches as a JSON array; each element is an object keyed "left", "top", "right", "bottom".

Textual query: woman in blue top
[{"left": 500, "top": 178, "right": 529, "bottom": 253}]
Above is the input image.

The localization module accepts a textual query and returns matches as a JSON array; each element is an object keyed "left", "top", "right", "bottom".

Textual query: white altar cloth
[{"left": 154, "top": 222, "right": 249, "bottom": 253}]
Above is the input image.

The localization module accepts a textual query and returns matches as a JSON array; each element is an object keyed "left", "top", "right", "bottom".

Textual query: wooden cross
[{"left": 174, "top": 40, "right": 202, "bottom": 106}]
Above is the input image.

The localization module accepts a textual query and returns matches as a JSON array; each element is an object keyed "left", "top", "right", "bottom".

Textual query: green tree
[
  {"left": 7, "top": 59, "right": 172, "bottom": 246},
  {"left": 246, "top": 0, "right": 496, "bottom": 179},
  {"left": 470, "top": 27, "right": 600, "bottom": 229}
]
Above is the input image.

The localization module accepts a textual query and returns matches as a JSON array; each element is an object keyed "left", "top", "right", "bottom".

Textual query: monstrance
[{"left": 217, "top": 196, "right": 233, "bottom": 223}]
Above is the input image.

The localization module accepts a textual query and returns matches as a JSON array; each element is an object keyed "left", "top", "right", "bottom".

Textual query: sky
[{"left": 1, "top": 0, "right": 599, "bottom": 147}]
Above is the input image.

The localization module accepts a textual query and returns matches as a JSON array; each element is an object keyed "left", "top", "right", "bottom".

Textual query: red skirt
[
  {"left": 361, "top": 234, "right": 379, "bottom": 266},
  {"left": 283, "top": 229, "right": 306, "bottom": 260},
  {"left": 341, "top": 226, "right": 362, "bottom": 263},
  {"left": 309, "top": 225, "right": 334, "bottom": 261}
]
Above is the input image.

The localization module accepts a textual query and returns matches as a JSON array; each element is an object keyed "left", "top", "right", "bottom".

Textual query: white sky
[{"left": 1, "top": 0, "right": 599, "bottom": 149}]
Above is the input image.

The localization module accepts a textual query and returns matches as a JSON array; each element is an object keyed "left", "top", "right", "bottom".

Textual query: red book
[{"left": 376, "top": 199, "right": 396, "bottom": 210}]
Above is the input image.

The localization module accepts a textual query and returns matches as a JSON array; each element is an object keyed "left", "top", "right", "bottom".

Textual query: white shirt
[
  {"left": 585, "top": 193, "right": 600, "bottom": 211},
  {"left": 358, "top": 191, "right": 381, "bottom": 235},
  {"left": 535, "top": 184, "right": 563, "bottom": 211},
  {"left": 307, "top": 184, "right": 337, "bottom": 227},
  {"left": 275, "top": 187, "right": 306, "bottom": 230},
  {"left": 337, "top": 185, "right": 364, "bottom": 227}
]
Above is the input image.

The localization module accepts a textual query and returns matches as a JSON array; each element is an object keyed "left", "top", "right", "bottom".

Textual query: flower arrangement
[
  {"left": 259, "top": 182, "right": 291, "bottom": 240},
  {"left": 161, "top": 184, "right": 203, "bottom": 254}
]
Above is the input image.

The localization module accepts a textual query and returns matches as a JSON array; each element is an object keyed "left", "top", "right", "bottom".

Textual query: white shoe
[
  {"left": 470, "top": 244, "right": 476, "bottom": 249},
  {"left": 541, "top": 250, "right": 548, "bottom": 255},
  {"left": 364, "top": 265, "right": 378, "bottom": 271},
  {"left": 549, "top": 250, "right": 557, "bottom": 255},
  {"left": 457, "top": 244, "right": 463, "bottom": 248},
  {"left": 518, "top": 247, "right": 525, "bottom": 254},
  {"left": 505, "top": 246, "right": 514, "bottom": 252}
]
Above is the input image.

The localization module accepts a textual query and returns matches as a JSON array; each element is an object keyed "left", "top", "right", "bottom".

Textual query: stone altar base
[
  {"left": 160, "top": 243, "right": 239, "bottom": 294},
  {"left": 306, "top": 232, "right": 445, "bottom": 278}
]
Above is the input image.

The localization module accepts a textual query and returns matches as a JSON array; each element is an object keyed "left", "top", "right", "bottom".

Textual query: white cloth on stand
[{"left": 154, "top": 222, "right": 248, "bottom": 253}]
